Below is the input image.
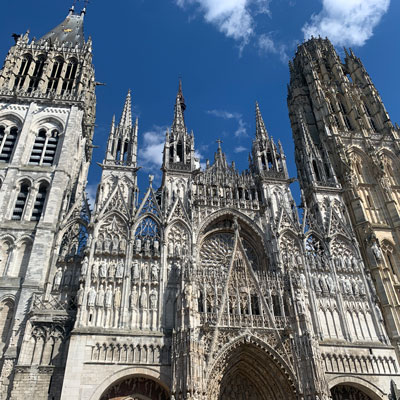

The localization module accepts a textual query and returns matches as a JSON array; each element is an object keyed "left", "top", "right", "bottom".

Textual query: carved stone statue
[
  {"left": 358, "top": 278, "right": 366, "bottom": 296},
  {"left": 352, "top": 278, "right": 359, "bottom": 296},
  {"left": 344, "top": 277, "right": 352, "bottom": 295},
  {"left": 53, "top": 267, "right": 63, "bottom": 291},
  {"left": 91, "top": 263, "right": 98, "bottom": 280},
  {"left": 96, "top": 284, "right": 105, "bottom": 307},
  {"left": 135, "top": 237, "right": 142, "bottom": 253},
  {"left": 77, "top": 283, "right": 84, "bottom": 306},
  {"left": 371, "top": 240, "right": 383, "bottom": 262},
  {"left": 299, "top": 273, "right": 306, "bottom": 288},
  {"left": 151, "top": 263, "right": 159, "bottom": 282},
  {"left": 153, "top": 239, "right": 160, "bottom": 254},
  {"left": 326, "top": 275, "right": 335, "bottom": 294},
  {"left": 149, "top": 290, "right": 158, "bottom": 309},
  {"left": 88, "top": 287, "right": 96, "bottom": 307},
  {"left": 319, "top": 275, "right": 328, "bottom": 293},
  {"left": 114, "top": 287, "right": 121, "bottom": 308},
  {"left": 314, "top": 275, "right": 321, "bottom": 293},
  {"left": 132, "top": 261, "right": 140, "bottom": 280},
  {"left": 116, "top": 261, "right": 124, "bottom": 279},
  {"left": 112, "top": 236, "right": 119, "bottom": 253},
  {"left": 175, "top": 242, "right": 181, "bottom": 257},
  {"left": 130, "top": 285, "right": 138, "bottom": 309},
  {"left": 105, "top": 285, "right": 113, "bottom": 308},
  {"left": 145, "top": 239, "right": 151, "bottom": 254},
  {"left": 81, "top": 256, "right": 89, "bottom": 276},
  {"left": 141, "top": 262, "right": 149, "bottom": 281},
  {"left": 140, "top": 286, "right": 148, "bottom": 308},
  {"left": 295, "top": 288, "right": 305, "bottom": 314},
  {"left": 99, "top": 263, "right": 107, "bottom": 279},
  {"left": 108, "top": 262, "right": 116, "bottom": 279}
]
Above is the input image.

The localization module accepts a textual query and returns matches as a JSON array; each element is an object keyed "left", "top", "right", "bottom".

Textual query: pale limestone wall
[{"left": 61, "top": 332, "right": 171, "bottom": 400}]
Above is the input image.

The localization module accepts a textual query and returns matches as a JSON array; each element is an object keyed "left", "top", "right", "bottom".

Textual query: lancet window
[
  {"left": 14, "top": 54, "right": 33, "bottom": 90},
  {"left": 61, "top": 58, "right": 78, "bottom": 94},
  {"left": 0, "top": 239, "right": 14, "bottom": 276},
  {"left": 31, "top": 182, "right": 49, "bottom": 221},
  {"left": 29, "top": 128, "right": 59, "bottom": 165},
  {"left": 0, "top": 299, "right": 14, "bottom": 354},
  {"left": 12, "top": 180, "right": 30, "bottom": 220},
  {"left": 134, "top": 217, "right": 160, "bottom": 255},
  {"left": 47, "top": 57, "right": 64, "bottom": 93},
  {"left": 59, "top": 221, "right": 88, "bottom": 262},
  {"left": 28, "top": 55, "right": 46, "bottom": 92},
  {"left": 0, "top": 125, "right": 19, "bottom": 163}
]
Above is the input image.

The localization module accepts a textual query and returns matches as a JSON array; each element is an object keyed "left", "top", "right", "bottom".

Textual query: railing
[
  {"left": 31, "top": 293, "right": 71, "bottom": 313},
  {"left": 0, "top": 88, "right": 85, "bottom": 103},
  {"left": 199, "top": 312, "right": 289, "bottom": 329}
]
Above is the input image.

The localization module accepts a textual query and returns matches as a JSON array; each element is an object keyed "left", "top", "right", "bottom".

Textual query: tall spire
[
  {"left": 255, "top": 101, "right": 269, "bottom": 139},
  {"left": 172, "top": 81, "right": 186, "bottom": 134},
  {"left": 104, "top": 91, "right": 137, "bottom": 167},
  {"left": 119, "top": 90, "right": 133, "bottom": 129}
]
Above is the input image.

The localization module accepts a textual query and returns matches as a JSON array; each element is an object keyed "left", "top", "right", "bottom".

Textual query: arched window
[
  {"left": 313, "top": 160, "right": 321, "bottom": 181},
  {"left": 177, "top": 140, "right": 183, "bottom": 162},
  {"left": 31, "top": 182, "right": 48, "bottom": 221},
  {"left": 28, "top": 55, "right": 46, "bottom": 92},
  {"left": 115, "top": 139, "right": 128, "bottom": 164},
  {"left": 0, "top": 125, "right": 19, "bottom": 163},
  {"left": 29, "top": 128, "right": 59, "bottom": 166},
  {"left": 12, "top": 181, "right": 30, "bottom": 220},
  {"left": 0, "top": 300, "right": 14, "bottom": 354},
  {"left": 0, "top": 240, "right": 14, "bottom": 276},
  {"left": 61, "top": 58, "right": 78, "bottom": 94},
  {"left": 47, "top": 57, "right": 64, "bottom": 93},
  {"left": 14, "top": 54, "right": 33, "bottom": 90}
]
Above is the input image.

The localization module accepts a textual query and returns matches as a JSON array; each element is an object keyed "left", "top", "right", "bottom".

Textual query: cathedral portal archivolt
[{"left": 207, "top": 337, "right": 297, "bottom": 400}]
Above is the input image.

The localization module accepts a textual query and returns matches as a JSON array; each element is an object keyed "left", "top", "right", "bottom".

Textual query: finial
[
  {"left": 216, "top": 139, "right": 223, "bottom": 150},
  {"left": 177, "top": 77, "right": 186, "bottom": 112},
  {"left": 69, "top": 4, "right": 75, "bottom": 15},
  {"left": 149, "top": 175, "right": 154, "bottom": 186},
  {"left": 119, "top": 90, "right": 133, "bottom": 128}
]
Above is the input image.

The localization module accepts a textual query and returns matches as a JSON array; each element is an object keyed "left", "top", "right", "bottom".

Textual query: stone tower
[
  {"left": 0, "top": 5, "right": 399, "bottom": 399},
  {"left": 0, "top": 6, "right": 95, "bottom": 399},
  {"left": 288, "top": 38, "right": 400, "bottom": 357}
]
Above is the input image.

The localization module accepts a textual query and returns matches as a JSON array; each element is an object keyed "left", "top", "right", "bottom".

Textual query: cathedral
[{"left": 0, "top": 5, "right": 399, "bottom": 400}]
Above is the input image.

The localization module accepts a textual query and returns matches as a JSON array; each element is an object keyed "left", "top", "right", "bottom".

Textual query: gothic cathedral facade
[{"left": 0, "top": 7, "right": 399, "bottom": 400}]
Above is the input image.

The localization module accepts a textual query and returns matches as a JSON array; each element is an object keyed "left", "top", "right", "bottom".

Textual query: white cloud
[
  {"left": 234, "top": 118, "right": 247, "bottom": 137},
  {"left": 234, "top": 146, "right": 247, "bottom": 153},
  {"left": 86, "top": 184, "right": 97, "bottom": 209},
  {"left": 207, "top": 109, "right": 248, "bottom": 137},
  {"left": 258, "top": 34, "right": 288, "bottom": 63},
  {"left": 207, "top": 109, "right": 241, "bottom": 119},
  {"left": 302, "top": 0, "right": 390, "bottom": 46},
  {"left": 139, "top": 126, "right": 166, "bottom": 169},
  {"left": 176, "top": 0, "right": 270, "bottom": 45}
]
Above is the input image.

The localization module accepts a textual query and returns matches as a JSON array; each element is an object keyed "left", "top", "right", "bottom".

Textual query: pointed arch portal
[
  {"left": 331, "top": 384, "right": 379, "bottom": 400},
  {"left": 209, "top": 342, "right": 297, "bottom": 400},
  {"left": 99, "top": 375, "right": 169, "bottom": 400}
]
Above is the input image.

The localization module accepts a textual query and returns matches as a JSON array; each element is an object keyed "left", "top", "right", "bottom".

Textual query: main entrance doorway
[{"left": 209, "top": 341, "right": 297, "bottom": 400}]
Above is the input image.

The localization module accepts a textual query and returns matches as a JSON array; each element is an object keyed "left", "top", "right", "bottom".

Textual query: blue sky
[{"left": 1, "top": 0, "right": 399, "bottom": 204}]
